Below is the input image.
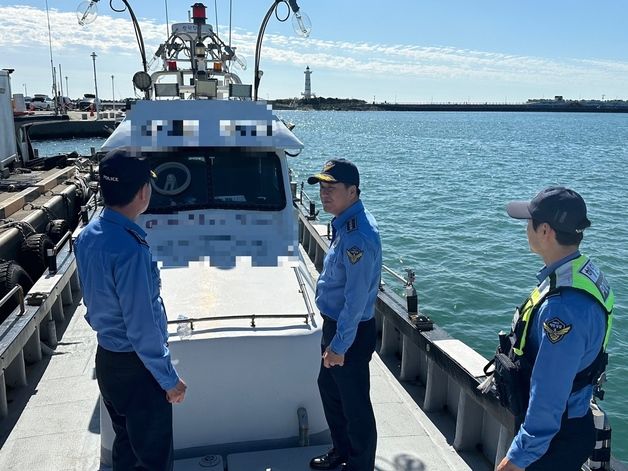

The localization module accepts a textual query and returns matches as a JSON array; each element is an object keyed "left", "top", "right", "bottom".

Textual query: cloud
[{"left": 2, "top": 4, "right": 628, "bottom": 89}]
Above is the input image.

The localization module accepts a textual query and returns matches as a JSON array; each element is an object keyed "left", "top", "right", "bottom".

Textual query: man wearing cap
[
  {"left": 496, "top": 186, "right": 613, "bottom": 471},
  {"left": 75, "top": 149, "right": 187, "bottom": 471},
  {"left": 307, "top": 159, "right": 381, "bottom": 471}
]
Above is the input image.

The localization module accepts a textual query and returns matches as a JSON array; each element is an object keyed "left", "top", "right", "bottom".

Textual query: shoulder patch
[
  {"left": 346, "top": 217, "right": 358, "bottom": 232},
  {"left": 543, "top": 317, "right": 572, "bottom": 344},
  {"left": 579, "top": 260, "right": 611, "bottom": 301},
  {"left": 346, "top": 246, "right": 364, "bottom": 264},
  {"left": 126, "top": 228, "right": 149, "bottom": 247}
]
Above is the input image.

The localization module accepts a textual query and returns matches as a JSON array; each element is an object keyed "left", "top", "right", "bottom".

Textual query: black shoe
[{"left": 309, "top": 449, "right": 347, "bottom": 470}]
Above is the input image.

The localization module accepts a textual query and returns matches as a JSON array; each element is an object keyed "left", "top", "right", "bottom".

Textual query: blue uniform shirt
[
  {"left": 507, "top": 251, "right": 606, "bottom": 468},
  {"left": 315, "top": 200, "right": 382, "bottom": 355},
  {"left": 75, "top": 208, "right": 180, "bottom": 391}
]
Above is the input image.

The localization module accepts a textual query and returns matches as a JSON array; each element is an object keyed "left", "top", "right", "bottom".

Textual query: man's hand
[
  {"left": 166, "top": 379, "right": 187, "bottom": 404},
  {"left": 496, "top": 457, "right": 524, "bottom": 471},
  {"left": 323, "top": 346, "right": 345, "bottom": 368}
]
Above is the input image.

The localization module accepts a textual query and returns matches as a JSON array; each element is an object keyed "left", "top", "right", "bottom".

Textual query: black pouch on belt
[{"left": 492, "top": 352, "right": 528, "bottom": 418}]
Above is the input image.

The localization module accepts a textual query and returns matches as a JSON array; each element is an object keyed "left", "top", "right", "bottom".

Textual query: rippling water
[{"left": 34, "top": 110, "right": 628, "bottom": 461}]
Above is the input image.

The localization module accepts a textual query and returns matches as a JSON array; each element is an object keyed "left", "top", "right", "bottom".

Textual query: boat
[{"left": 0, "top": 2, "right": 625, "bottom": 470}]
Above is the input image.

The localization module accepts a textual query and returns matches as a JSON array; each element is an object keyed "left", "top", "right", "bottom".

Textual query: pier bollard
[
  {"left": 495, "top": 425, "right": 514, "bottom": 469},
  {"left": 453, "top": 391, "right": 484, "bottom": 451},
  {"left": 61, "top": 283, "right": 73, "bottom": 306},
  {"left": 313, "top": 245, "right": 324, "bottom": 272},
  {"left": 0, "top": 373, "right": 8, "bottom": 419},
  {"left": 46, "top": 317, "right": 58, "bottom": 348},
  {"left": 379, "top": 317, "right": 399, "bottom": 356},
  {"left": 24, "top": 326, "right": 43, "bottom": 364},
  {"left": 70, "top": 269, "right": 81, "bottom": 293},
  {"left": 5, "top": 350, "right": 27, "bottom": 388},
  {"left": 374, "top": 307, "right": 383, "bottom": 335},
  {"left": 52, "top": 296, "right": 65, "bottom": 322},
  {"left": 400, "top": 336, "right": 421, "bottom": 381},
  {"left": 423, "top": 358, "right": 447, "bottom": 412}
]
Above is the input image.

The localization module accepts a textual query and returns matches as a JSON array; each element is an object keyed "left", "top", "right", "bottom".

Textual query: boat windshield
[{"left": 145, "top": 148, "right": 286, "bottom": 213}]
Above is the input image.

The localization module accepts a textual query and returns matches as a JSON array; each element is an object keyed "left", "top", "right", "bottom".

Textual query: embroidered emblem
[
  {"left": 346, "top": 217, "right": 357, "bottom": 232},
  {"left": 543, "top": 317, "right": 572, "bottom": 344},
  {"left": 346, "top": 246, "right": 363, "bottom": 264},
  {"left": 323, "top": 160, "right": 335, "bottom": 172},
  {"left": 579, "top": 260, "right": 611, "bottom": 301}
]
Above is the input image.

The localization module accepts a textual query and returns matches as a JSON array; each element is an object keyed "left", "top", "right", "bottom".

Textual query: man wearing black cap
[
  {"left": 307, "top": 159, "right": 382, "bottom": 471},
  {"left": 75, "top": 148, "right": 187, "bottom": 471},
  {"left": 495, "top": 186, "right": 613, "bottom": 471}
]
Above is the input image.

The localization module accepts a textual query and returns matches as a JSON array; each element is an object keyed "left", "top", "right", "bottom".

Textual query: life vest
[{"left": 487, "top": 255, "right": 613, "bottom": 417}]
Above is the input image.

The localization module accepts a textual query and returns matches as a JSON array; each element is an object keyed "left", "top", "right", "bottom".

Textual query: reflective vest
[
  {"left": 511, "top": 254, "right": 613, "bottom": 360},
  {"left": 488, "top": 255, "right": 614, "bottom": 417}
]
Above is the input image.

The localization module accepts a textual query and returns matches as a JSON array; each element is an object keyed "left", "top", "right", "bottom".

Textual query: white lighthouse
[{"left": 302, "top": 66, "right": 312, "bottom": 99}]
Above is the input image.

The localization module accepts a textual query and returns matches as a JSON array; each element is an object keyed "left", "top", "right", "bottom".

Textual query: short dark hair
[
  {"left": 532, "top": 219, "right": 583, "bottom": 246},
  {"left": 101, "top": 180, "right": 147, "bottom": 207},
  {"left": 342, "top": 183, "right": 361, "bottom": 197}
]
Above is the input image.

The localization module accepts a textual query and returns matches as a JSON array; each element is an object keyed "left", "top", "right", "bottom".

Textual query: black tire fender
[
  {"left": 18, "top": 233, "right": 54, "bottom": 280},
  {"left": 0, "top": 261, "right": 33, "bottom": 321},
  {"left": 46, "top": 219, "right": 69, "bottom": 244}
]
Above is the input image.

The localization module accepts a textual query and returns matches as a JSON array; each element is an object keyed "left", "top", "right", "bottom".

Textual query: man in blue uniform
[
  {"left": 75, "top": 149, "right": 187, "bottom": 471},
  {"left": 496, "top": 186, "right": 613, "bottom": 471},
  {"left": 307, "top": 159, "right": 382, "bottom": 471}
]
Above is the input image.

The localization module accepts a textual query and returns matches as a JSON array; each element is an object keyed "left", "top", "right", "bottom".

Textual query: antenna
[
  {"left": 214, "top": 0, "right": 219, "bottom": 37},
  {"left": 164, "top": 0, "right": 170, "bottom": 37},
  {"left": 44, "top": 0, "right": 59, "bottom": 115},
  {"left": 228, "top": 0, "right": 233, "bottom": 47}
]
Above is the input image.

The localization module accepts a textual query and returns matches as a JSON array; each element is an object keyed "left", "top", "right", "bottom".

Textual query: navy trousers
[
  {"left": 96, "top": 346, "right": 174, "bottom": 471},
  {"left": 527, "top": 409, "right": 595, "bottom": 471},
  {"left": 318, "top": 317, "right": 377, "bottom": 471}
]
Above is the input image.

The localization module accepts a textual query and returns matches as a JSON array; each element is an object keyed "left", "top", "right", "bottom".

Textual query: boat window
[{"left": 146, "top": 149, "right": 286, "bottom": 213}]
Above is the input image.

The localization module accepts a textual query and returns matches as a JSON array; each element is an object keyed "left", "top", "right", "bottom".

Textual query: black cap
[
  {"left": 307, "top": 159, "right": 360, "bottom": 186},
  {"left": 99, "top": 148, "right": 156, "bottom": 206},
  {"left": 99, "top": 148, "right": 155, "bottom": 190},
  {"left": 506, "top": 186, "right": 591, "bottom": 233}
]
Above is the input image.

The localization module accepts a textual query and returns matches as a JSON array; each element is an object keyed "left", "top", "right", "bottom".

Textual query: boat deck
[{"left": 0, "top": 298, "right": 490, "bottom": 471}]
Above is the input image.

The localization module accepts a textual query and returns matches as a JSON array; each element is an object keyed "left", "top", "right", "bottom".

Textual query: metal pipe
[
  {"left": 0, "top": 285, "right": 25, "bottom": 316},
  {"left": 382, "top": 265, "right": 408, "bottom": 284}
]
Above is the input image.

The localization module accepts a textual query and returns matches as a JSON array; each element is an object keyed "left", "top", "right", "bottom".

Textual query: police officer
[
  {"left": 75, "top": 149, "right": 187, "bottom": 471},
  {"left": 496, "top": 186, "right": 613, "bottom": 471},
  {"left": 307, "top": 159, "right": 382, "bottom": 471}
]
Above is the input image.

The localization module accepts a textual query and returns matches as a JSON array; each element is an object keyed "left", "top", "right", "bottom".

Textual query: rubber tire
[
  {"left": 0, "top": 261, "right": 33, "bottom": 321},
  {"left": 18, "top": 233, "right": 54, "bottom": 281},
  {"left": 46, "top": 219, "right": 69, "bottom": 244}
]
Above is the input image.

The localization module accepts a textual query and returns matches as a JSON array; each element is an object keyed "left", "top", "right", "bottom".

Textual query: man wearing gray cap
[
  {"left": 494, "top": 186, "right": 614, "bottom": 471},
  {"left": 307, "top": 159, "right": 381, "bottom": 471}
]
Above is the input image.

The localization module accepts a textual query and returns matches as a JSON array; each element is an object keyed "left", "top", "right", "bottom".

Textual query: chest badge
[
  {"left": 346, "top": 246, "right": 364, "bottom": 264},
  {"left": 543, "top": 317, "right": 572, "bottom": 344}
]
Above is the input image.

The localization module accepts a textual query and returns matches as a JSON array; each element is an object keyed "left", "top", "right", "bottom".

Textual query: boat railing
[{"left": 293, "top": 190, "right": 625, "bottom": 471}]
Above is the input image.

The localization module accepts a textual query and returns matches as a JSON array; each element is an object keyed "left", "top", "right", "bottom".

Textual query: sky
[{"left": 2, "top": 0, "right": 628, "bottom": 103}]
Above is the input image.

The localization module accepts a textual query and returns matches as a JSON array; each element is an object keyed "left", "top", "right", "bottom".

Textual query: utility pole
[
  {"left": 65, "top": 76, "right": 69, "bottom": 98},
  {"left": 58, "top": 63, "right": 65, "bottom": 114},
  {"left": 111, "top": 75, "right": 115, "bottom": 107},
  {"left": 91, "top": 51, "right": 101, "bottom": 119},
  {"left": 22, "top": 83, "right": 27, "bottom": 96}
]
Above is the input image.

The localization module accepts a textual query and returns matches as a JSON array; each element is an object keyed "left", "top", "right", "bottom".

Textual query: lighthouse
[{"left": 302, "top": 66, "right": 312, "bottom": 99}]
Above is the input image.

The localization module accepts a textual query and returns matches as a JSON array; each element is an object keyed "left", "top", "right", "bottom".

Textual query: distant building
[{"left": 302, "top": 66, "right": 312, "bottom": 99}]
